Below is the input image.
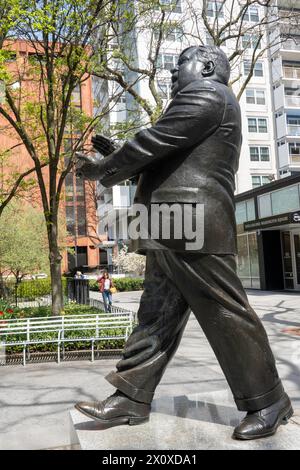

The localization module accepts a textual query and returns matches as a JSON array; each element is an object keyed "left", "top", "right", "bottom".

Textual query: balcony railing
[
  {"left": 285, "top": 95, "right": 300, "bottom": 107},
  {"left": 290, "top": 154, "right": 300, "bottom": 164},
  {"left": 282, "top": 39, "right": 300, "bottom": 52},
  {"left": 287, "top": 125, "right": 300, "bottom": 136},
  {"left": 283, "top": 67, "right": 300, "bottom": 79}
]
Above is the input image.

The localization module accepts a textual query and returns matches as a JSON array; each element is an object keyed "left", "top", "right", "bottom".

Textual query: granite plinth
[{"left": 70, "top": 390, "right": 300, "bottom": 450}]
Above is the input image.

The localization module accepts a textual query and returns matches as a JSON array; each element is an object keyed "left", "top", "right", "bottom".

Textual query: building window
[
  {"left": 248, "top": 117, "right": 268, "bottom": 133},
  {"left": 251, "top": 175, "right": 271, "bottom": 188},
  {"left": 287, "top": 116, "right": 300, "bottom": 126},
  {"left": 65, "top": 172, "right": 74, "bottom": 202},
  {"left": 99, "top": 249, "right": 108, "bottom": 266},
  {"left": 258, "top": 184, "right": 300, "bottom": 218},
  {"left": 71, "top": 84, "right": 81, "bottom": 108},
  {"left": 289, "top": 142, "right": 300, "bottom": 162},
  {"left": 155, "top": 0, "right": 182, "bottom": 13},
  {"left": 249, "top": 146, "right": 270, "bottom": 162},
  {"left": 249, "top": 146, "right": 259, "bottom": 161},
  {"left": 244, "top": 6, "right": 259, "bottom": 22},
  {"left": 242, "top": 34, "right": 261, "bottom": 50},
  {"left": 237, "top": 232, "right": 260, "bottom": 289},
  {"left": 236, "top": 199, "right": 256, "bottom": 225},
  {"left": 289, "top": 142, "right": 300, "bottom": 155},
  {"left": 285, "top": 87, "right": 299, "bottom": 96},
  {"left": 283, "top": 64, "right": 300, "bottom": 79},
  {"left": 206, "top": 32, "right": 214, "bottom": 46},
  {"left": 260, "top": 147, "right": 270, "bottom": 161},
  {"left": 77, "top": 246, "right": 88, "bottom": 267},
  {"left": 110, "top": 58, "right": 125, "bottom": 73},
  {"left": 67, "top": 246, "right": 88, "bottom": 271},
  {"left": 66, "top": 205, "right": 76, "bottom": 235},
  {"left": 258, "top": 193, "right": 272, "bottom": 218},
  {"left": 76, "top": 177, "right": 85, "bottom": 203},
  {"left": 207, "top": 1, "right": 224, "bottom": 18},
  {"left": 287, "top": 115, "right": 300, "bottom": 136},
  {"left": 271, "top": 185, "right": 300, "bottom": 215},
  {"left": 246, "top": 88, "right": 265, "bottom": 105},
  {"left": 243, "top": 60, "right": 263, "bottom": 77},
  {"left": 114, "top": 94, "right": 126, "bottom": 104},
  {"left": 154, "top": 25, "right": 183, "bottom": 42},
  {"left": 157, "top": 53, "right": 179, "bottom": 71},
  {"left": 77, "top": 206, "right": 87, "bottom": 236}
]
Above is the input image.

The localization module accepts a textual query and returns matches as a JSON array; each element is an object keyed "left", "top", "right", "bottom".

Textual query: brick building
[{"left": 0, "top": 40, "right": 106, "bottom": 275}]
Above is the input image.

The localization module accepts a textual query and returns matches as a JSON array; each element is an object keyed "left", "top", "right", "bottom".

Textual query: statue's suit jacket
[{"left": 99, "top": 78, "right": 242, "bottom": 254}]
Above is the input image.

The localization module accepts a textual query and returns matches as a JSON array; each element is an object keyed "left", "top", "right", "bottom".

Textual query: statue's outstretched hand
[
  {"left": 91, "top": 134, "right": 117, "bottom": 157},
  {"left": 75, "top": 152, "right": 104, "bottom": 180}
]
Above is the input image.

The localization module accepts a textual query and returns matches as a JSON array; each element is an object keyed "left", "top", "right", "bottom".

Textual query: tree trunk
[
  {"left": 49, "top": 247, "right": 63, "bottom": 316},
  {"left": 48, "top": 219, "right": 63, "bottom": 316}
]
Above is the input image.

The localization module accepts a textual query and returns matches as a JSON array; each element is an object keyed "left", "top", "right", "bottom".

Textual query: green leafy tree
[
  {"left": 0, "top": 0, "right": 113, "bottom": 314},
  {"left": 0, "top": 202, "right": 49, "bottom": 282}
]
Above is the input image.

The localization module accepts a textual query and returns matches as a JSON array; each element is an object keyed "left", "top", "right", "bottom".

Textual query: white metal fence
[{"left": 0, "top": 311, "right": 134, "bottom": 366}]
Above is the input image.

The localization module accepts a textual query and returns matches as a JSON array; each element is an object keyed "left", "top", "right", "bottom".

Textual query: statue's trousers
[{"left": 106, "top": 250, "right": 284, "bottom": 411}]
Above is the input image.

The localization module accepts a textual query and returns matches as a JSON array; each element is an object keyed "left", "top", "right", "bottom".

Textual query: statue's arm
[{"left": 77, "top": 84, "right": 225, "bottom": 186}]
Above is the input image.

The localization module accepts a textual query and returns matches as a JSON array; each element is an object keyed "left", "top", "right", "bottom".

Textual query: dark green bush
[
  {"left": 10, "top": 278, "right": 68, "bottom": 300},
  {"left": 89, "top": 277, "right": 144, "bottom": 292},
  {"left": 89, "top": 279, "right": 99, "bottom": 291},
  {"left": 4, "top": 303, "right": 102, "bottom": 320}
]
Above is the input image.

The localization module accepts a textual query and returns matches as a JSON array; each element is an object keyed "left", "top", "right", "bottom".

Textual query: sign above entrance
[{"left": 244, "top": 211, "right": 300, "bottom": 231}]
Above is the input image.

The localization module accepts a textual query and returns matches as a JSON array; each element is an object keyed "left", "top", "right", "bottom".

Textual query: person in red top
[{"left": 97, "top": 271, "right": 114, "bottom": 313}]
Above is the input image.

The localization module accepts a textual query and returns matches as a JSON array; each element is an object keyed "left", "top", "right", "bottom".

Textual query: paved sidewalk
[
  {"left": 0, "top": 290, "right": 300, "bottom": 449},
  {"left": 90, "top": 289, "right": 143, "bottom": 313}
]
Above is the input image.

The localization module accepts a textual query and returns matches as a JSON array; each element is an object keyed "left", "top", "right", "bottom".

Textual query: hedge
[
  {"left": 90, "top": 277, "right": 144, "bottom": 292},
  {"left": 23, "top": 278, "right": 68, "bottom": 299},
  {"left": 0, "top": 302, "right": 102, "bottom": 320},
  {"left": 2, "top": 277, "right": 144, "bottom": 301},
  {"left": 2, "top": 278, "right": 68, "bottom": 301}
]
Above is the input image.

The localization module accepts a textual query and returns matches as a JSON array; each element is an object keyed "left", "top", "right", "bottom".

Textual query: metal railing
[
  {"left": 0, "top": 311, "right": 134, "bottom": 366},
  {"left": 89, "top": 297, "right": 137, "bottom": 319},
  {"left": 289, "top": 154, "right": 300, "bottom": 164},
  {"left": 285, "top": 95, "right": 300, "bottom": 107},
  {"left": 282, "top": 40, "right": 300, "bottom": 52},
  {"left": 283, "top": 67, "right": 300, "bottom": 80},
  {"left": 287, "top": 125, "right": 300, "bottom": 136}
]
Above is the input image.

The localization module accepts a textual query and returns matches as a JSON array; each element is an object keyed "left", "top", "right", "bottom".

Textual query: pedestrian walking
[{"left": 97, "top": 271, "right": 115, "bottom": 313}]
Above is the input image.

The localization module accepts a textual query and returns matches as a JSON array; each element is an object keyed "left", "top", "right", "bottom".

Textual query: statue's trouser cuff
[
  {"left": 106, "top": 371, "right": 154, "bottom": 404},
  {"left": 234, "top": 381, "right": 284, "bottom": 412}
]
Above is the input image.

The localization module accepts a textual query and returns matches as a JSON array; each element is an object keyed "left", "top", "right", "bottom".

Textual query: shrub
[
  {"left": 114, "top": 277, "right": 144, "bottom": 292},
  {"left": 2, "top": 303, "right": 102, "bottom": 320},
  {"left": 5, "top": 278, "right": 68, "bottom": 301},
  {"left": 89, "top": 279, "right": 99, "bottom": 292}
]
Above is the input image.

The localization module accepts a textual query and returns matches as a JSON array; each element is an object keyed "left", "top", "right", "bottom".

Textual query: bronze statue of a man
[{"left": 75, "top": 46, "right": 293, "bottom": 440}]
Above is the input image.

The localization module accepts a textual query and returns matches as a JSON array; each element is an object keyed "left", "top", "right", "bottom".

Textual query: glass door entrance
[
  {"left": 281, "top": 231, "right": 300, "bottom": 290},
  {"left": 281, "top": 232, "right": 294, "bottom": 289},
  {"left": 293, "top": 233, "right": 300, "bottom": 290}
]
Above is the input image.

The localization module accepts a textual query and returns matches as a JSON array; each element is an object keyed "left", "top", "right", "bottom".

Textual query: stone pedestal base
[{"left": 70, "top": 390, "right": 300, "bottom": 450}]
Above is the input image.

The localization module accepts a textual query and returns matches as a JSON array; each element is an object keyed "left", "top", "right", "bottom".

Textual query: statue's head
[{"left": 170, "top": 45, "right": 230, "bottom": 97}]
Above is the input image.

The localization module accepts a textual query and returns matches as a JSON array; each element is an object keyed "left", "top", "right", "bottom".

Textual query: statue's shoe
[
  {"left": 232, "top": 392, "right": 293, "bottom": 440},
  {"left": 75, "top": 391, "right": 150, "bottom": 426}
]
